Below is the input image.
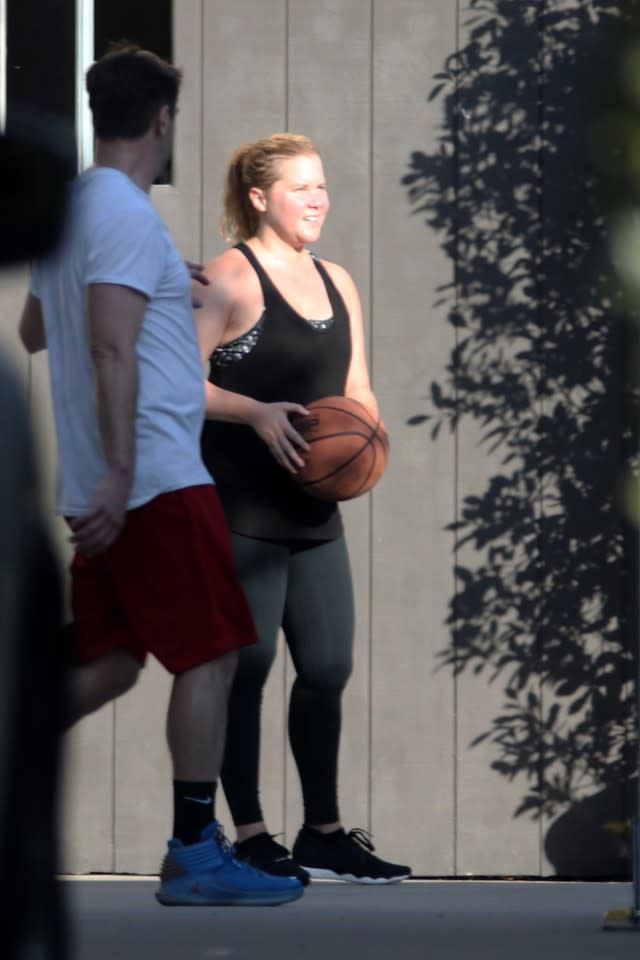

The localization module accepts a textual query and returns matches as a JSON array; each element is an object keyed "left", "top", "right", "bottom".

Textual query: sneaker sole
[
  {"left": 155, "top": 886, "right": 304, "bottom": 907},
  {"left": 299, "top": 866, "right": 410, "bottom": 884},
  {"left": 237, "top": 857, "right": 311, "bottom": 887}
]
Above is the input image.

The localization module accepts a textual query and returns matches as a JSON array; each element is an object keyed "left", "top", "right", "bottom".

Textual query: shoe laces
[
  {"left": 267, "top": 833, "right": 291, "bottom": 856},
  {"left": 238, "top": 832, "right": 292, "bottom": 864},
  {"left": 212, "top": 823, "right": 250, "bottom": 871},
  {"left": 216, "top": 824, "right": 287, "bottom": 878},
  {"left": 346, "top": 828, "right": 376, "bottom": 852}
]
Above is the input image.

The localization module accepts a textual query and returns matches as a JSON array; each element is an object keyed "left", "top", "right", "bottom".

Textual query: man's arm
[
  {"left": 19, "top": 293, "right": 47, "bottom": 353},
  {"left": 68, "top": 282, "right": 145, "bottom": 557}
]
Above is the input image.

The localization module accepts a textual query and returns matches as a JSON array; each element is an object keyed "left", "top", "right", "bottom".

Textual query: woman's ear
[{"left": 248, "top": 186, "right": 267, "bottom": 213}]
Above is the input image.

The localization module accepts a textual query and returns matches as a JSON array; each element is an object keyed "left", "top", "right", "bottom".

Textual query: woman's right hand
[{"left": 249, "top": 401, "right": 311, "bottom": 473}]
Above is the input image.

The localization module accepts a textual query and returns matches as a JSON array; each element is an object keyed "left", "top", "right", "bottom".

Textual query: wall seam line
[
  {"left": 453, "top": 0, "right": 460, "bottom": 879},
  {"left": 368, "top": 0, "right": 375, "bottom": 835},
  {"left": 283, "top": 0, "right": 290, "bottom": 836}
]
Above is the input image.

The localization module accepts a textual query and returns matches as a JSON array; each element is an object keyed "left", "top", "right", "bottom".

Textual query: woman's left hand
[{"left": 248, "top": 400, "right": 311, "bottom": 473}]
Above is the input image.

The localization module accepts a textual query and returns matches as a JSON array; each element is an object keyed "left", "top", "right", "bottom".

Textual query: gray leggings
[{"left": 221, "top": 533, "right": 354, "bottom": 826}]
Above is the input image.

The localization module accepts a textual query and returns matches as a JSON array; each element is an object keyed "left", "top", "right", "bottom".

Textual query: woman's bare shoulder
[
  {"left": 192, "top": 249, "right": 254, "bottom": 318},
  {"left": 316, "top": 256, "right": 357, "bottom": 299},
  {"left": 203, "top": 245, "right": 252, "bottom": 281}
]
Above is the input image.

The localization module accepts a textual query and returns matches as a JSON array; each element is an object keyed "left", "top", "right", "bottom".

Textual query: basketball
[{"left": 290, "top": 395, "right": 389, "bottom": 501}]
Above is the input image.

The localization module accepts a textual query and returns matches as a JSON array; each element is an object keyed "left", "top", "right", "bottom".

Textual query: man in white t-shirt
[{"left": 18, "top": 42, "right": 303, "bottom": 908}]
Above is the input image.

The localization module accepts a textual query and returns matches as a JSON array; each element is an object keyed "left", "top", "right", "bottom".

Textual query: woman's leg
[
  {"left": 284, "top": 535, "right": 354, "bottom": 827},
  {"left": 220, "top": 534, "right": 288, "bottom": 830},
  {"left": 285, "top": 537, "right": 411, "bottom": 883}
]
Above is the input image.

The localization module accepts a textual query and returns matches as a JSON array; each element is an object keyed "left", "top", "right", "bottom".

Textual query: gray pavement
[{"left": 63, "top": 877, "right": 640, "bottom": 960}]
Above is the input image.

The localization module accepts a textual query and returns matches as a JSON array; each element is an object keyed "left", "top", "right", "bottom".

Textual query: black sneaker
[
  {"left": 292, "top": 826, "right": 411, "bottom": 884},
  {"left": 234, "top": 832, "right": 311, "bottom": 886}
]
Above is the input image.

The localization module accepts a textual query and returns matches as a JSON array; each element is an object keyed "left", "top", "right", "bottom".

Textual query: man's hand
[
  {"left": 186, "top": 260, "right": 209, "bottom": 308},
  {"left": 68, "top": 468, "right": 131, "bottom": 557},
  {"left": 249, "top": 402, "right": 311, "bottom": 473},
  {"left": 19, "top": 293, "right": 47, "bottom": 353}
]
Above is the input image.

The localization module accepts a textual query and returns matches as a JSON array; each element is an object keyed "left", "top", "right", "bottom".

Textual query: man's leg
[
  {"left": 95, "top": 487, "right": 303, "bottom": 904},
  {"left": 156, "top": 646, "right": 304, "bottom": 906},
  {"left": 66, "top": 544, "right": 141, "bottom": 727},
  {"left": 167, "top": 650, "right": 237, "bottom": 781},
  {"left": 65, "top": 649, "right": 140, "bottom": 728},
  {"left": 166, "top": 651, "right": 237, "bottom": 845}
]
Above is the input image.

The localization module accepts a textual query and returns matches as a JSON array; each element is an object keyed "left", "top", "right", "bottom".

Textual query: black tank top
[{"left": 200, "top": 242, "right": 352, "bottom": 540}]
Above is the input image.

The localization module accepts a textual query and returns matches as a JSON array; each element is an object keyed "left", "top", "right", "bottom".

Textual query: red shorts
[{"left": 69, "top": 484, "right": 257, "bottom": 673}]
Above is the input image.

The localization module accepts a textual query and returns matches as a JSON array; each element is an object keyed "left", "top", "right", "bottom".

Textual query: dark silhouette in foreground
[{"left": 0, "top": 114, "right": 72, "bottom": 958}]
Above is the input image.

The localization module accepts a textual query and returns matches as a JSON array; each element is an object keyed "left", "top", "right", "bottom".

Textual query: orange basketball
[{"left": 290, "top": 396, "right": 389, "bottom": 501}]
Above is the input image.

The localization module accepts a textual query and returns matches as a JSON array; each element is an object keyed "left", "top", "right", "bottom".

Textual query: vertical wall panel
[
  {"left": 152, "top": 0, "right": 205, "bottom": 261},
  {"left": 60, "top": 716, "right": 116, "bottom": 873},
  {"left": 202, "top": 0, "right": 288, "bottom": 261},
  {"left": 454, "top": 1, "right": 541, "bottom": 873},
  {"left": 287, "top": 0, "right": 373, "bottom": 840},
  {"left": 113, "top": 666, "right": 172, "bottom": 873},
  {"left": 537, "top": 1, "right": 630, "bottom": 878},
  {"left": 371, "top": 0, "right": 457, "bottom": 874},
  {"left": 0, "top": 266, "right": 30, "bottom": 379},
  {"left": 201, "top": 0, "right": 289, "bottom": 838}
]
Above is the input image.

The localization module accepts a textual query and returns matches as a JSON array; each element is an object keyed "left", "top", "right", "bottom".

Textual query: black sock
[{"left": 172, "top": 780, "right": 217, "bottom": 845}]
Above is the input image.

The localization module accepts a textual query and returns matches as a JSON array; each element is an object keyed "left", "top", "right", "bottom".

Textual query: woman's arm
[
  {"left": 194, "top": 253, "right": 309, "bottom": 472},
  {"left": 325, "top": 261, "right": 379, "bottom": 418}
]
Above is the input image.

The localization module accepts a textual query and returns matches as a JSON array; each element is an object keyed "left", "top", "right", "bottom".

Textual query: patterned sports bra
[{"left": 211, "top": 253, "right": 335, "bottom": 368}]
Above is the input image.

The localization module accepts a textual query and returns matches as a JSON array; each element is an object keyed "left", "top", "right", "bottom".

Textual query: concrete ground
[{"left": 63, "top": 876, "right": 640, "bottom": 960}]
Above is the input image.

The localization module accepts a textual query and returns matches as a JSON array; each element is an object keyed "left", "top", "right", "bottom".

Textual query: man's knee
[
  {"left": 103, "top": 650, "right": 140, "bottom": 699},
  {"left": 178, "top": 649, "right": 239, "bottom": 692},
  {"left": 216, "top": 648, "right": 239, "bottom": 691}
]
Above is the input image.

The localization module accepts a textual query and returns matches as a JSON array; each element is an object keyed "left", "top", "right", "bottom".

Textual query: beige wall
[{"left": 1, "top": 0, "right": 628, "bottom": 878}]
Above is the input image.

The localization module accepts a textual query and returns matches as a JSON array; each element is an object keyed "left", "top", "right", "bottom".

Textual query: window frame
[
  {"left": 0, "top": 0, "right": 6, "bottom": 130},
  {"left": 1, "top": 0, "right": 175, "bottom": 175},
  {"left": 76, "top": 0, "right": 94, "bottom": 170}
]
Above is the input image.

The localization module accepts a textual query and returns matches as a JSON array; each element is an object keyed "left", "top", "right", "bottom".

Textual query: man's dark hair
[{"left": 86, "top": 42, "right": 182, "bottom": 141}]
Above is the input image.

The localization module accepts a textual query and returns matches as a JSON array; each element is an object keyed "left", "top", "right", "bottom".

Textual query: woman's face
[{"left": 259, "top": 152, "right": 330, "bottom": 247}]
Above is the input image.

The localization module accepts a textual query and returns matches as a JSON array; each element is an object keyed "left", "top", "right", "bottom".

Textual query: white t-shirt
[{"left": 31, "top": 166, "right": 212, "bottom": 515}]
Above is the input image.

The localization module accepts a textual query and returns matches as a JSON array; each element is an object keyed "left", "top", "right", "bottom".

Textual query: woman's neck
[{"left": 247, "top": 230, "right": 308, "bottom": 267}]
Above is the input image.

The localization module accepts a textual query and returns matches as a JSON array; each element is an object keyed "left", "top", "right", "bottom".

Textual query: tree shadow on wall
[{"left": 404, "top": 0, "right": 638, "bottom": 876}]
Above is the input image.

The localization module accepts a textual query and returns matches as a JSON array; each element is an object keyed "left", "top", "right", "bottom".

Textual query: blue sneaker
[{"left": 155, "top": 821, "right": 304, "bottom": 906}]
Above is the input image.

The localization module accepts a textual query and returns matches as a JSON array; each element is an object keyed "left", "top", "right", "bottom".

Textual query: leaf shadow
[{"left": 404, "top": 0, "right": 638, "bottom": 875}]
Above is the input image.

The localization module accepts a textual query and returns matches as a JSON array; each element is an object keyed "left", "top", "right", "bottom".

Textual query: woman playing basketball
[{"left": 195, "top": 133, "right": 410, "bottom": 885}]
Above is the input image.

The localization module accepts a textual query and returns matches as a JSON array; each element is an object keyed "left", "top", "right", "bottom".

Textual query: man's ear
[
  {"left": 154, "top": 104, "right": 171, "bottom": 138},
  {"left": 248, "top": 186, "right": 267, "bottom": 213}
]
